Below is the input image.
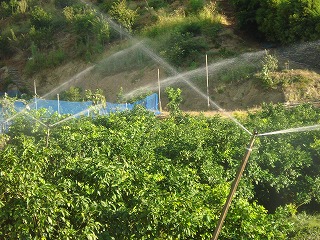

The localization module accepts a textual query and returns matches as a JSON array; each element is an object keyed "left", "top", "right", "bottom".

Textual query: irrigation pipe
[
  {"left": 212, "top": 123, "right": 320, "bottom": 239},
  {"left": 211, "top": 130, "right": 257, "bottom": 240}
]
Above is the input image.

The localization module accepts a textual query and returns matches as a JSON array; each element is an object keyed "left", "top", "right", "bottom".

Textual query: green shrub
[
  {"left": 165, "top": 87, "right": 182, "bottom": 116},
  {"left": 143, "top": 3, "right": 221, "bottom": 66},
  {"left": 0, "top": 1, "right": 12, "bottom": 17},
  {"left": 108, "top": 0, "right": 138, "bottom": 32},
  {"left": 28, "top": 25, "right": 53, "bottom": 48},
  {"left": 30, "top": 6, "right": 53, "bottom": 29},
  {"left": 54, "top": 0, "right": 77, "bottom": 8},
  {"left": 0, "top": 34, "right": 13, "bottom": 57},
  {"left": 186, "top": 0, "right": 205, "bottom": 15},
  {"left": 257, "top": 51, "right": 279, "bottom": 89},
  {"left": 60, "top": 86, "right": 83, "bottom": 101},
  {"left": 160, "top": 31, "right": 208, "bottom": 66},
  {"left": 3, "top": 106, "right": 315, "bottom": 238},
  {"left": 233, "top": 0, "right": 320, "bottom": 43},
  {"left": 24, "top": 43, "right": 66, "bottom": 74},
  {"left": 63, "top": 5, "right": 110, "bottom": 57},
  {"left": 231, "top": 0, "right": 261, "bottom": 33}
]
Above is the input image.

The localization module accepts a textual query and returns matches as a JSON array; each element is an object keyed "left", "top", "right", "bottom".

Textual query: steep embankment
[{"left": 0, "top": 0, "right": 319, "bottom": 111}]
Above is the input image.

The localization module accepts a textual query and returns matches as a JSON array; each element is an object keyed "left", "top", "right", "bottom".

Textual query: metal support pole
[
  {"left": 211, "top": 131, "right": 257, "bottom": 240},
  {"left": 206, "top": 54, "right": 210, "bottom": 108},
  {"left": 46, "top": 127, "right": 50, "bottom": 148},
  {"left": 57, "top": 94, "right": 60, "bottom": 115},
  {"left": 34, "top": 80, "right": 38, "bottom": 110},
  {"left": 157, "top": 68, "right": 162, "bottom": 112}
]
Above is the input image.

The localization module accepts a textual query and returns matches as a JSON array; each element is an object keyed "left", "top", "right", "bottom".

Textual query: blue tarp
[
  {"left": 1, "top": 93, "right": 160, "bottom": 122},
  {"left": 29, "top": 99, "right": 93, "bottom": 115},
  {"left": 0, "top": 93, "right": 160, "bottom": 133},
  {"left": 27, "top": 93, "right": 160, "bottom": 115},
  {"left": 101, "top": 93, "right": 160, "bottom": 115}
]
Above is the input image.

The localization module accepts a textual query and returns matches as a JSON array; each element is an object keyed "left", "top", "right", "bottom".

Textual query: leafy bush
[
  {"left": 1, "top": 107, "right": 304, "bottom": 239},
  {"left": 165, "top": 87, "right": 182, "bottom": 116},
  {"left": 231, "top": 0, "right": 262, "bottom": 34},
  {"left": 0, "top": 1, "right": 12, "bottom": 17},
  {"left": 160, "top": 31, "right": 209, "bottom": 66},
  {"left": 28, "top": 25, "right": 54, "bottom": 48},
  {"left": 257, "top": 51, "right": 279, "bottom": 89},
  {"left": 186, "top": 0, "right": 205, "bottom": 15},
  {"left": 59, "top": 86, "right": 83, "bottom": 101},
  {"left": 30, "top": 6, "right": 53, "bottom": 29},
  {"left": 54, "top": 0, "right": 77, "bottom": 8},
  {"left": 108, "top": 0, "right": 138, "bottom": 32},
  {"left": 246, "top": 103, "right": 320, "bottom": 211},
  {"left": 63, "top": 5, "right": 110, "bottom": 57},
  {"left": 232, "top": 0, "right": 320, "bottom": 43},
  {"left": 24, "top": 43, "right": 66, "bottom": 75},
  {"left": 143, "top": 2, "right": 221, "bottom": 66}
]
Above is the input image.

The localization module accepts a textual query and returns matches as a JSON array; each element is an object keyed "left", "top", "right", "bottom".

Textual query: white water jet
[
  {"left": 50, "top": 103, "right": 104, "bottom": 127},
  {"left": 42, "top": 66, "right": 94, "bottom": 99},
  {"left": 64, "top": 0, "right": 257, "bottom": 135},
  {"left": 125, "top": 51, "right": 262, "bottom": 98},
  {"left": 125, "top": 48, "right": 264, "bottom": 135},
  {"left": 4, "top": 110, "right": 24, "bottom": 123},
  {"left": 276, "top": 40, "right": 320, "bottom": 70},
  {"left": 257, "top": 124, "right": 320, "bottom": 137},
  {"left": 23, "top": 112, "right": 48, "bottom": 128}
]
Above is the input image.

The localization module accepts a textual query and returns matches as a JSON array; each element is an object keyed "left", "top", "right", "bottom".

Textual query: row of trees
[
  {"left": 232, "top": 0, "right": 320, "bottom": 43},
  {"left": 1, "top": 95, "right": 320, "bottom": 238}
]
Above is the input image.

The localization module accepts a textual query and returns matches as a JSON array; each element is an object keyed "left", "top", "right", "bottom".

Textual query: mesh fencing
[{"left": 0, "top": 93, "right": 160, "bottom": 133}]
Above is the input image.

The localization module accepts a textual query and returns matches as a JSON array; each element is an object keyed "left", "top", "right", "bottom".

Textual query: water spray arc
[
  {"left": 2, "top": 1, "right": 319, "bottom": 237},
  {"left": 49, "top": 103, "right": 105, "bottom": 128},
  {"left": 42, "top": 66, "right": 94, "bottom": 99},
  {"left": 211, "top": 122, "right": 320, "bottom": 239},
  {"left": 125, "top": 51, "right": 263, "bottom": 135},
  {"left": 133, "top": 44, "right": 259, "bottom": 136},
  {"left": 257, "top": 124, "right": 320, "bottom": 136},
  {"left": 78, "top": 0, "right": 255, "bottom": 136}
]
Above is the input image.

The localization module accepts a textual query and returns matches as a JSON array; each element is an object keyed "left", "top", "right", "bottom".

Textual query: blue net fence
[
  {"left": 0, "top": 93, "right": 160, "bottom": 133},
  {"left": 29, "top": 99, "right": 94, "bottom": 115}
]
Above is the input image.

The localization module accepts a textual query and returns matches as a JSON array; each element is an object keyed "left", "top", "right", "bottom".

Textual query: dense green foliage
[
  {"left": 0, "top": 0, "right": 111, "bottom": 69},
  {"left": 0, "top": 0, "right": 224, "bottom": 72},
  {"left": 1, "top": 103, "right": 319, "bottom": 239},
  {"left": 232, "top": 0, "right": 320, "bottom": 43},
  {"left": 143, "top": 1, "right": 222, "bottom": 66},
  {"left": 109, "top": 0, "right": 138, "bottom": 32}
]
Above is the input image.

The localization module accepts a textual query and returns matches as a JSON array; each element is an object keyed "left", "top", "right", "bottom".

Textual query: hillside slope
[{"left": 0, "top": 0, "right": 319, "bottom": 111}]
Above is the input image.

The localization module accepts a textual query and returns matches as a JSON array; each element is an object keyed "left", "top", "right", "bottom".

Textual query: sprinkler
[{"left": 211, "top": 130, "right": 258, "bottom": 240}]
